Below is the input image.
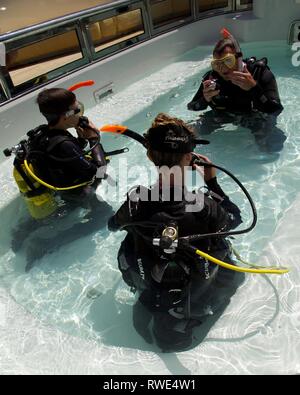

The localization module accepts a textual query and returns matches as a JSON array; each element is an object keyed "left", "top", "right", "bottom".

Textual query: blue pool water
[{"left": 0, "top": 40, "right": 300, "bottom": 374}]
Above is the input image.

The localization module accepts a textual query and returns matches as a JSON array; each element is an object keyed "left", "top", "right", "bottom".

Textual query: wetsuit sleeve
[
  {"left": 57, "top": 140, "right": 98, "bottom": 181},
  {"left": 187, "top": 72, "right": 214, "bottom": 111},
  {"left": 206, "top": 177, "right": 242, "bottom": 229},
  {"left": 187, "top": 82, "right": 209, "bottom": 111},
  {"left": 108, "top": 188, "right": 143, "bottom": 231},
  {"left": 77, "top": 137, "right": 88, "bottom": 149},
  {"left": 250, "top": 69, "right": 283, "bottom": 114},
  {"left": 108, "top": 200, "right": 130, "bottom": 231}
]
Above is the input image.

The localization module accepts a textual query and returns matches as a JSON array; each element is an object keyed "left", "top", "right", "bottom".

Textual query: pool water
[{"left": 1, "top": 40, "right": 300, "bottom": 374}]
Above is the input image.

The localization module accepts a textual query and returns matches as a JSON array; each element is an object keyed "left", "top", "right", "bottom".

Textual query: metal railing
[{"left": 0, "top": 0, "right": 253, "bottom": 106}]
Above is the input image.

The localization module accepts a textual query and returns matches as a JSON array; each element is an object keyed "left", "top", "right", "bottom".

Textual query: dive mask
[
  {"left": 65, "top": 101, "right": 84, "bottom": 117},
  {"left": 211, "top": 53, "right": 237, "bottom": 71}
]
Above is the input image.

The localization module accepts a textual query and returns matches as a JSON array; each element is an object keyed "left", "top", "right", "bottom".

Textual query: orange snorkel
[
  {"left": 100, "top": 125, "right": 147, "bottom": 147},
  {"left": 68, "top": 80, "right": 95, "bottom": 92},
  {"left": 220, "top": 28, "right": 243, "bottom": 71},
  {"left": 67, "top": 81, "right": 146, "bottom": 146}
]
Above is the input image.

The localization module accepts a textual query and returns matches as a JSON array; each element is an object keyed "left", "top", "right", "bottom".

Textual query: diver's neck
[{"left": 49, "top": 122, "right": 68, "bottom": 131}]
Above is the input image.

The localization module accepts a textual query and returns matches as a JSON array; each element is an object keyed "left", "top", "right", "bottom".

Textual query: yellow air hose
[
  {"left": 24, "top": 159, "right": 94, "bottom": 191},
  {"left": 194, "top": 249, "right": 289, "bottom": 275}
]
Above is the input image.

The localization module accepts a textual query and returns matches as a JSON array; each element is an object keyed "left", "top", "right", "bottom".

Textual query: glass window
[
  {"left": 5, "top": 30, "right": 83, "bottom": 91},
  {"left": 89, "top": 9, "right": 145, "bottom": 53},
  {"left": 150, "top": 0, "right": 192, "bottom": 29},
  {"left": 0, "top": 0, "right": 114, "bottom": 35},
  {"left": 236, "top": 0, "right": 253, "bottom": 9},
  {"left": 198, "top": 0, "right": 229, "bottom": 13}
]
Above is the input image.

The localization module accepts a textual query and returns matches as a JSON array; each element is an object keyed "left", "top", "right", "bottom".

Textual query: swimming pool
[{"left": 1, "top": 40, "right": 300, "bottom": 375}]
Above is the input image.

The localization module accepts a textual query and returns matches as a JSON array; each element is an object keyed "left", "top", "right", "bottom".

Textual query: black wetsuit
[
  {"left": 187, "top": 58, "right": 286, "bottom": 152},
  {"left": 108, "top": 178, "right": 244, "bottom": 351},
  {"left": 29, "top": 126, "right": 98, "bottom": 188}
]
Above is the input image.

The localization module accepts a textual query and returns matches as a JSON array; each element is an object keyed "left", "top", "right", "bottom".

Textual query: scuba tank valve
[
  {"left": 153, "top": 223, "right": 179, "bottom": 255},
  {"left": 4, "top": 139, "right": 57, "bottom": 220}
]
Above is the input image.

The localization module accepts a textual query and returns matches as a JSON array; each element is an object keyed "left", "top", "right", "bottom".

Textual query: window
[
  {"left": 235, "top": 0, "right": 253, "bottom": 10},
  {"left": 0, "top": 0, "right": 114, "bottom": 35},
  {"left": 149, "top": 0, "right": 192, "bottom": 29},
  {"left": 198, "top": 0, "right": 230, "bottom": 13},
  {"left": 4, "top": 28, "right": 86, "bottom": 94},
  {"left": 89, "top": 8, "right": 145, "bottom": 53}
]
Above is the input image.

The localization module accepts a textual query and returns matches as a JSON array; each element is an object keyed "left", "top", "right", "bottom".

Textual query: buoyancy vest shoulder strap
[
  {"left": 45, "top": 135, "right": 74, "bottom": 154},
  {"left": 246, "top": 57, "right": 269, "bottom": 81},
  {"left": 29, "top": 128, "right": 80, "bottom": 163},
  {"left": 45, "top": 135, "right": 81, "bottom": 163}
]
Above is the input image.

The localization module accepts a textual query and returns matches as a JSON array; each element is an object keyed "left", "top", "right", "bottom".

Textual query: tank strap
[
  {"left": 45, "top": 135, "right": 73, "bottom": 154},
  {"left": 246, "top": 57, "right": 268, "bottom": 81},
  {"left": 31, "top": 135, "right": 78, "bottom": 163},
  {"left": 14, "top": 159, "right": 36, "bottom": 191}
]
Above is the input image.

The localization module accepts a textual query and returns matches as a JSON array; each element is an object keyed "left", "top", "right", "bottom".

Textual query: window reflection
[
  {"left": 198, "top": 0, "right": 229, "bottom": 13},
  {"left": 149, "top": 0, "right": 191, "bottom": 29},
  {"left": 89, "top": 9, "right": 144, "bottom": 53},
  {"left": 0, "top": 0, "right": 113, "bottom": 35},
  {"left": 6, "top": 30, "right": 83, "bottom": 88}
]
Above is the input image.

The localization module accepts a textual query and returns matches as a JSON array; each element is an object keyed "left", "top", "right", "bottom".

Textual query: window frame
[
  {"left": 83, "top": 1, "right": 150, "bottom": 62},
  {"left": 235, "top": 0, "right": 253, "bottom": 11},
  {"left": 1, "top": 21, "right": 89, "bottom": 97},
  {"left": 195, "top": 0, "right": 234, "bottom": 19},
  {"left": 146, "top": 0, "right": 194, "bottom": 36},
  {"left": 0, "top": 77, "right": 9, "bottom": 104}
]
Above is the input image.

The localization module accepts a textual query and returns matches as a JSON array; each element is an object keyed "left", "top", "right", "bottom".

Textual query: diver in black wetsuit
[
  {"left": 108, "top": 113, "right": 244, "bottom": 352},
  {"left": 11, "top": 88, "right": 113, "bottom": 270},
  {"left": 187, "top": 34, "right": 286, "bottom": 153}
]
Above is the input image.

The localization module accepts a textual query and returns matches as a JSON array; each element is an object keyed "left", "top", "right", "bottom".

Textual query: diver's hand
[
  {"left": 192, "top": 153, "right": 216, "bottom": 182},
  {"left": 76, "top": 120, "right": 99, "bottom": 140},
  {"left": 230, "top": 66, "right": 257, "bottom": 91},
  {"left": 203, "top": 80, "right": 220, "bottom": 102}
]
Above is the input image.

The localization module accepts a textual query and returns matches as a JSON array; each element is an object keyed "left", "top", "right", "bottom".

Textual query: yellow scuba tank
[{"left": 13, "top": 163, "right": 57, "bottom": 220}]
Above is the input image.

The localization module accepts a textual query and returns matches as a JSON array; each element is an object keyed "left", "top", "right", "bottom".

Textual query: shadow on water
[
  {"left": 1, "top": 192, "right": 114, "bottom": 273},
  {"left": 86, "top": 269, "right": 259, "bottom": 374}
]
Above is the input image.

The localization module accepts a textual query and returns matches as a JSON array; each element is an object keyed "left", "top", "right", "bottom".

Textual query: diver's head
[
  {"left": 212, "top": 38, "right": 240, "bottom": 80},
  {"left": 144, "top": 113, "right": 208, "bottom": 170},
  {"left": 37, "top": 88, "right": 83, "bottom": 129}
]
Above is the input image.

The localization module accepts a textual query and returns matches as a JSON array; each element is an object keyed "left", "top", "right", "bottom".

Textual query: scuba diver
[
  {"left": 108, "top": 113, "right": 245, "bottom": 352},
  {"left": 187, "top": 29, "right": 286, "bottom": 153},
  {"left": 9, "top": 87, "right": 113, "bottom": 271}
]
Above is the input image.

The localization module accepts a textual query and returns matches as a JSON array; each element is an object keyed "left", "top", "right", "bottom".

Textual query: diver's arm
[
  {"left": 107, "top": 201, "right": 129, "bottom": 231},
  {"left": 187, "top": 83, "right": 209, "bottom": 111},
  {"left": 206, "top": 177, "right": 242, "bottom": 229},
  {"left": 250, "top": 69, "right": 283, "bottom": 114},
  {"left": 108, "top": 188, "right": 144, "bottom": 231}
]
